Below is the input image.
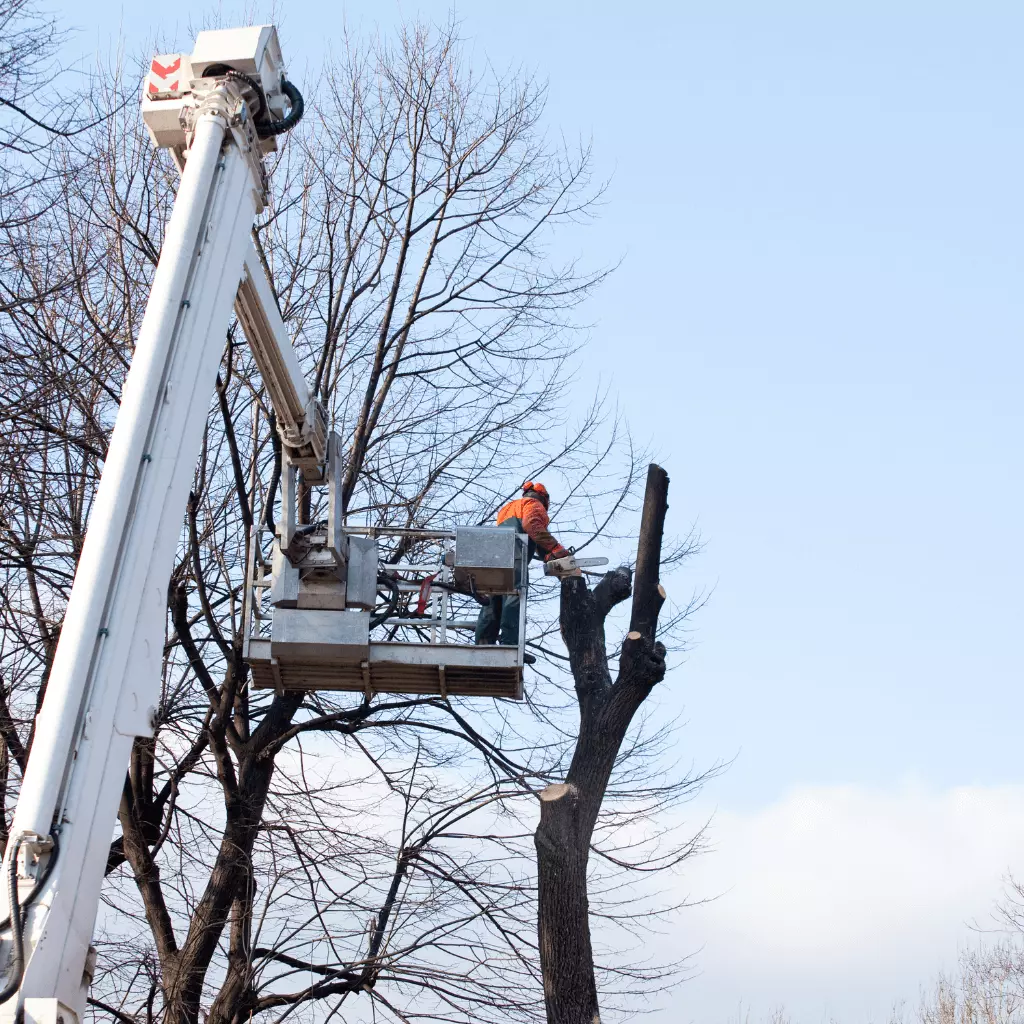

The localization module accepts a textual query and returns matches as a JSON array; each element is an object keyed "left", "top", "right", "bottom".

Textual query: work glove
[{"left": 545, "top": 545, "right": 570, "bottom": 562}]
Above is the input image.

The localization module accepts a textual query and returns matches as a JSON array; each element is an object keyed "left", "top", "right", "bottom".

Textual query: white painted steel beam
[
  {"left": 0, "top": 96, "right": 262, "bottom": 1024},
  {"left": 235, "top": 245, "right": 322, "bottom": 463}
]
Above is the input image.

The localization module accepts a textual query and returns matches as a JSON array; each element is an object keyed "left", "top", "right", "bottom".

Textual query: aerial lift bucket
[{"left": 243, "top": 443, "right": 530, "bottom": 701}]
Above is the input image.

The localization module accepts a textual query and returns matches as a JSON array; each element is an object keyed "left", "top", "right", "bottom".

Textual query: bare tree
[
  {"left": 0, "top": 0, "right": 67, "bottom": 159},
  {"left": 0, "top": 0, "right": 112, "bottom": 284},
  {"left": 534, "top": 464, "right": 706, "bottom": 1023},
  {"left": 749, "top": 878, "right": 1024, "bottom": 1024},
  {"left": 1, "top": 19, "right": 709, "bottom": 1024}
]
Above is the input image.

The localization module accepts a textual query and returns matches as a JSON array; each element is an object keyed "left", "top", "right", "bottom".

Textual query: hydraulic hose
[
  {"left": 256, "top": 80, "right": 304, "bottom": 138},
  {"left": 264, "top": 412, "right": 281, "bottom": 535},
  {"left": 0, "top": 830, "right": 61, "bottom": 1004},
  {"left": 0, "top": 837, "right": 26, "bottom": 1005},
  {"left": 370, "top": 575, "right": 401, "bottom": 629},
  {"left": 200, "top": 66, "right": 304, "bottom": 139},
  {"left": 223, "top": 69, "right": 267, "bottom": 122}
]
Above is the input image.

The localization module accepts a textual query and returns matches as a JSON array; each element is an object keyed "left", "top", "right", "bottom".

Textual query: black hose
[
  {"left": 370, "top": 575, "right": 401, "bottom": 629},
  {"left": 256, "top": 80, "right": 304, "bottom": 138},
  {"left": 0, "top": 828, "right": 60, "bottom": 920},
  {"left": 0, "top": 829, "right": 61, "bottom": 1002},
  {"left": 292, "top": 519, "right": 328, "bottom": 538},
  {"left": 265, "top": 413, "right": 281, "bottom": 534},
  {"left": 0, "top": 837, "right": 26, "bottom": 1005},
  {"left": 428, "top": 577, "right": 475, "bottom": 597},
  {"left": 200, "top": 65, "right": 303, "bottom": 139},
  {"left": 0, "top": 830, "right": 59, "bottom": 935}
]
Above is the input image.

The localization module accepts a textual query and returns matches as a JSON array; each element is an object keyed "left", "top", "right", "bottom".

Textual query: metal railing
[{"left": 243, "top": 524, "right": 527, "bottom": 663}]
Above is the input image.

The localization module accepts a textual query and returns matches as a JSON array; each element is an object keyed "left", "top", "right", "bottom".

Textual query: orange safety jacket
[{"left": 496, "top": 496, "right": 563, "bottom": 558}]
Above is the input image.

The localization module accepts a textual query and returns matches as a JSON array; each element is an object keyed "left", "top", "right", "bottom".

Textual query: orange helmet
[{"left": 523, "top": 481, "right": 550, "bottom": 504}]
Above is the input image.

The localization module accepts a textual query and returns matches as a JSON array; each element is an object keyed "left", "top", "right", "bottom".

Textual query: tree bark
[
  {"left": 535, "top": 463, "right": 670, "bottom": 1024},
  {"left": 629, "top": 463, "right": 670, "bottom": 641},
  {"left": 118, "top": 647, "right": 303, "bottom": 1024},
  {"left": 536, "top": 783, "right": 598, "bottom": 1021}
]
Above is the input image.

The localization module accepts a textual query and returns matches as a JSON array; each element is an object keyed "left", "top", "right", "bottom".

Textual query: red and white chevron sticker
[{"left": 145, "top": 54, "right": 192, "bottom": 98}]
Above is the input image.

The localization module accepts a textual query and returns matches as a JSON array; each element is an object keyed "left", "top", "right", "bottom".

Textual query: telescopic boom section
[
  {"left": 235, "top": 244, "right": 326, "bottom": 481},
  {"left": 0, "top": 26, "right": 310, "bottom": 1024}
]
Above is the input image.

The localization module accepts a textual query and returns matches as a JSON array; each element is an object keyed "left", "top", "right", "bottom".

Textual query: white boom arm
[
  {"left": 0, "top": 26, "right": 314, "bottom": 1024},
  {"left": 237, "top": 244, "right": 326, "bottom": 481}
]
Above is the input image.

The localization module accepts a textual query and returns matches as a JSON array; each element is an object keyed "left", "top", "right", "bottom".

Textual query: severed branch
[{"left": 615, "top": 464, "right": 669, "bottom": 693}]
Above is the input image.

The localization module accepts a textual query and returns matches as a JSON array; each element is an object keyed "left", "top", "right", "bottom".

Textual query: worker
[{"left": 475, "top": 482, "right": 570, "bottom": 662}]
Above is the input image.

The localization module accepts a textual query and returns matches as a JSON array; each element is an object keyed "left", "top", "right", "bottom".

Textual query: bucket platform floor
[{"left": 247, "top": 640, "right": 522, "bottom": 699}]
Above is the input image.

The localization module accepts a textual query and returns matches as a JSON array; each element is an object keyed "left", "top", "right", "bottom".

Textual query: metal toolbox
[{"left": 452, "top": 526, "right": 525, "bottom": 594}]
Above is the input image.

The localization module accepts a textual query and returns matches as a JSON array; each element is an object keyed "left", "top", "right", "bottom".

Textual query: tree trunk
[
  {"left": 535, "top": 783, "right": 598, "bottom": 1023},
  {"left": 119, "top": 678, "right": 303, "bottom": 1024},
  {"left": 535, "top": 464, "right": 670, "bottom": 1023},
  {"left": 206, "top": 895, "right": 256, "bottom": 1024}
]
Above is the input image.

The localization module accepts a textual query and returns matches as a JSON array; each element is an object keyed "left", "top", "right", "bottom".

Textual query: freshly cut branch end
[{"left": 539, "top": 782, "right": 576, "bottom": 804}]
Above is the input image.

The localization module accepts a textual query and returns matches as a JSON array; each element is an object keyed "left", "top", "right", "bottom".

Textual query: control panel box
[{"left": 452, "top": 526, "right": 525, "bottom": 594}]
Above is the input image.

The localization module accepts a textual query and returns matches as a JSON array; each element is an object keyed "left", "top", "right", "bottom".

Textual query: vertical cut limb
[{"left": 628, "top": 463, "right": 669, "bottom": 641}]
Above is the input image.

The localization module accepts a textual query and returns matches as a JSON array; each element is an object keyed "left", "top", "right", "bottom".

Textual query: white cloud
[{"left": 656, "top": 784, "right": 1024, "bottom": 1024}]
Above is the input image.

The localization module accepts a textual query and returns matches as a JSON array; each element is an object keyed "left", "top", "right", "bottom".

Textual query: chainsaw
[{"left": 544, "top": 550, "right": 610, "bottom": 579}]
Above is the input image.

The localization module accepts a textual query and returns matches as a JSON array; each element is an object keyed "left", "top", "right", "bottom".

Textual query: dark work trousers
[{"left": 474, "top": 592, "right": 522, "bottom": 646}]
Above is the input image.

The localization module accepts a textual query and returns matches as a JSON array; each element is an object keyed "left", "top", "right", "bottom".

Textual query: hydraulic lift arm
[
  {"left": 0, "top": 27, "right": 315, "bottom": 1024},
  {"left": 236, "top": 243, "right": 326, "bottom": 483},
  {"left": 0, "top": 25, "right": 533, "bottom": 1024}
]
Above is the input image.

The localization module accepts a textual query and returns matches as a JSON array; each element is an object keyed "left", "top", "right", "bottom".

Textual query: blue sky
[{"left": 56, "top": 1, "right": 1024, "bottom": 1019}]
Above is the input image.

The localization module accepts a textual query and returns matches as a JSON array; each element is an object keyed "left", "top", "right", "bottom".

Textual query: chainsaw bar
[{"left": 543, "top": 553, "right": 610, "bottom": 579}]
